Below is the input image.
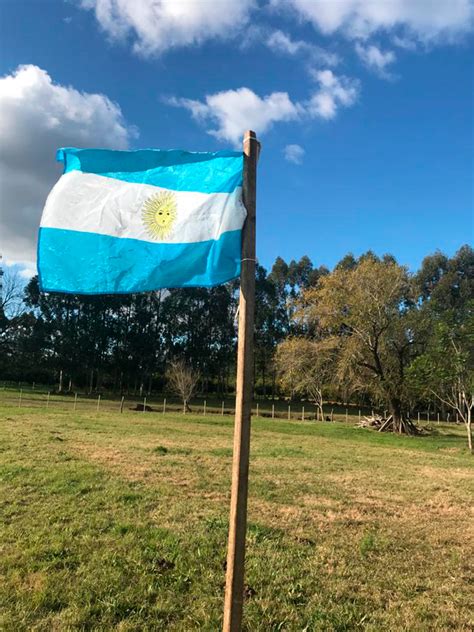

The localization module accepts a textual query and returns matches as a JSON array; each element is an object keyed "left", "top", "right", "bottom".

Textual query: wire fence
[{"left": 0, "top": 386, "right": 460, "bottom": 425}]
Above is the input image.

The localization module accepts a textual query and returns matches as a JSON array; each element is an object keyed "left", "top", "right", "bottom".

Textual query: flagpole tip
[{"left": 243, "top": 131, "right": 261, "bottom": 160}]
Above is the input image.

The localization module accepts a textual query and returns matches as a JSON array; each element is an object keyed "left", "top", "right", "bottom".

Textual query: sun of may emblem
[{"left": 142, "top": 191, "right": 178, "bottom": 240}]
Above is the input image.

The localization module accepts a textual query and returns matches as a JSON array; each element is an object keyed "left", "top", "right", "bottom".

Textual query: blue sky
[{"left": 0, "top": 0, "right": 473, "bottom": 280}]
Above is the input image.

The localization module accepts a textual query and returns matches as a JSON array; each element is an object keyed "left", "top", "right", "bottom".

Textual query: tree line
[{"left": 1, "top": 245, "right": 472, "bottom": 446}]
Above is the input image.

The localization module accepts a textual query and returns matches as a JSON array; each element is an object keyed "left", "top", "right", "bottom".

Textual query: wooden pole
[
  {"left": 120, "top": 396, "right": 124, "bottom": 413},
  {"left": 223, "top": 130, "right": 259, "bottom": 632},
  {"left": 204, "top": 399, "right": 207, "bottom": 416},
  {"left": 272, "top": 403, "right": 274, "bottom": 419},
  {"left": 74, "top": 392, "right": 78, "bottom": 411}
]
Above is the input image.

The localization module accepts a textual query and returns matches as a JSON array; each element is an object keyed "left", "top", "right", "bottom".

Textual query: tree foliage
[{"left": 1, "top": 246, "right": 472, "bottom": 446}]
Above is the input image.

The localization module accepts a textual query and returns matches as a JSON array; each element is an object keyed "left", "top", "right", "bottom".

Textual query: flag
[{"left": 38, "top": 148, "right": 246, "bottom": 294}]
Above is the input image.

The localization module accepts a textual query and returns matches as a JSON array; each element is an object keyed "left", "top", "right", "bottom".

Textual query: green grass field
[{"left": 1, "top": 398, "right": 473, "bottom": 631}]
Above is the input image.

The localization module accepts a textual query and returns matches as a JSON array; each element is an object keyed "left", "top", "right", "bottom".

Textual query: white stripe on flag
[{"left": 40, "top": 171, "right": 246, "bottom": 244}]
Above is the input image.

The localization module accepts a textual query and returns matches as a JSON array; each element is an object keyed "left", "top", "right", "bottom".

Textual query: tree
[
  {"left": 409, "top": 313, "right": 473, "bottom": 452},
  {"left": 415, "top": 245, "right": 474, "bottom": 312},
  {"left": 276, "top": 337, "right": 337, "bottom": 419},
  {"left": 0, "top": 268, "right": 24, "bottom": 318},
  {"left": 298, "top": 258, "right": 423, "bottom": 433},
  {"left": 166, "top": 359, "right": 200, "bottom": 411}
]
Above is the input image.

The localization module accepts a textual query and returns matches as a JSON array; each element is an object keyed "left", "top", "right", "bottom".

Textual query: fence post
[
  {"left": 272, "top": 403, "right": 274, "bottom": 419},
  {"left": 331, "top": 408, "right": 334, "bottom": 422},
  {"left": 288, "top": 404, "right": 291, "bottom": 420},
  {"left": 18, "top": 389, "right": 22, "bottom": 408},
  {"left": 417, "top": 411, "right": 420, "bottom": 423},
  {"left": 32, "top": 381, "right": 35, "bottom": 390},
  {"left": 256, "top": 403, "right": 259, "bottom": 418},
  {"left": 120, "top": 396, "right": 124, "bottom": 413},
  {"left": 143, "top": 397, "right": 147, "bottom": 413},
  {"left": 437, "top": 412, "right": 440, "bottom": 425},
  {"left": 204, "top": 399, "right": 207, "bottom": 416},
  {"left": 302, "top": 406, "right": 305, "bottom": 422},
  {"left": 358, "top": 409, "right": 361, "bottom": 422},
  {"left": 426, "top": 412, "right": 429, "bottom": 423},
  {"left": 46, "top": 392, "right": 50, "bottom": 408},
  {"left": 97, "top": 394, "right": 101, "bottom": 412},
  {"left": 74, "top": 392, "right": 78, "bottom": 411},
  {"left": 345, "top": 408, "right": 348, "bottom": 423},
  {"left": 222, "top": 401, "right": 225, "bottom": 416},
  {"left": 163, "top": 398, "right": 166, "bottom": 414}
]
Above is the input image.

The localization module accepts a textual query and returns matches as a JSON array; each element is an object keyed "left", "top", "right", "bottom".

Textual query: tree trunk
[
  {"left": 388, "top": 397, "right": 418, "bottom": 435},
  {"left": 390, "top": 398, "right": 403, "bottom": 434}
]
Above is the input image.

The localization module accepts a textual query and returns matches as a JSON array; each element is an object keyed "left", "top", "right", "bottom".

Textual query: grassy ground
[{"left": 0, "top": 400, "right": 472, "bottom": 631}]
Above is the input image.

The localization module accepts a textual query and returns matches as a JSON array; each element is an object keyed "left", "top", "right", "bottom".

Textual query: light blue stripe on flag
[
  {"left": 57, "top": 148, "right": 243, "bottom": 193},
  {"left": 38, "top": 227, "right": 242, "bottom": 294}
]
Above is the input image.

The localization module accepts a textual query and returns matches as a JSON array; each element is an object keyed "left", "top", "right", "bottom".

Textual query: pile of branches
[{"left": 356, "top": 414, "right": 420, "bottom": 435}]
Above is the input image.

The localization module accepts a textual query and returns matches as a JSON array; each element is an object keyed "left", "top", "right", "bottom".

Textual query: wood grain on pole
[{"left": 223, "top": 130, "right": 259, "bottom": 632}]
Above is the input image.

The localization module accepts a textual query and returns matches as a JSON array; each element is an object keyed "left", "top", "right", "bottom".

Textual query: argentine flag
[{"left": 38, "top": 148, "right": 246, "bottom": 294}]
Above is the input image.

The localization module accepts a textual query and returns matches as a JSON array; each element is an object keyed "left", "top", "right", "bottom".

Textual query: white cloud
[
  {"left": 18, "top": 262, "right": 38, "bottom": 280},
  {"left": 0, "top": 65, "right": 134, "bottom": 264},
  {"left": 266, "top": 30, "right": 339, "bottom": 66},
  {"left": 307, "top": 69, "right": 359, "bottom": 119},
  {"left": 355, "top": 42, "right": 396, "bottom": 77},
  {"left": 2, "top": 257, "right": 37, "bottom": 281},
  {"left": 81, "top": 0, "right": 256, "bottom": 56},
  {"left": 392, "top": 35, "right": 418, "bottom": 50},
  {"left": 169, "top": 88, "right": 301, "bottom": 147},
  {"left": 170, "top": 70, "right": 359, "bottom": 144},
  {"left": 284, "top": 144, "right": 305, "bottom": 164},
  {"left": 272, "top": 0, "right": 474, "bottom": 43}
]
